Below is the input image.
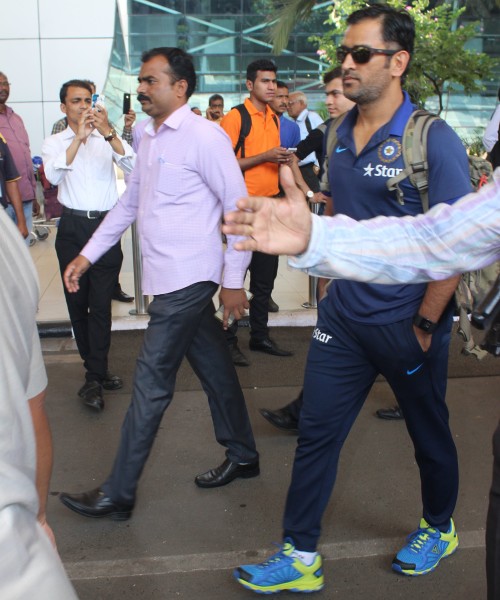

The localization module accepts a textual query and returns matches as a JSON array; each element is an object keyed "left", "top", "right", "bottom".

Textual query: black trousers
[
  {"left": 248, "top": 251, "right": 279, "bottom": 341},
  {"left": 487, "top": 420, "right": 500, "bottom": 600},
  {"left": 299, "top": 163, "right": 320, "bottom": 193},
  {"left": 102, "top": 281, "right": 258, "bottom": 505},
  {"left": 55, "top": 213, "right": 122, "bottom": 382}
]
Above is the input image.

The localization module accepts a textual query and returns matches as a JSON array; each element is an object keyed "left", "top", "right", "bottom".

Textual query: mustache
[
  {"left": 343, "top": 69, "right": 359, "bottom": 81},
  {"left": 137, "top": 93, "right": 151, "bottom": 103}
]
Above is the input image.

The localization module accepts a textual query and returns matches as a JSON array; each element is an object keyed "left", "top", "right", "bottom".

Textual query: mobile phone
[
  {"left": 214, "top": 290, "right": 253, "bottom": 326},
  {"left": 286, "top": 147, "right": 297, "bottom": 153},
  {"left": 123, "top": 93, "right": 131, "bottom": 115},
  {"left": 91, "top": 93, "right": 99, "bottom": 108}
]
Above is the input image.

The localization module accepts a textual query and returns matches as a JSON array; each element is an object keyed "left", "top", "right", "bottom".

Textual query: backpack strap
[
  {"left": 233, "top": 104, "right": 252, "bottom": 158},
  {"left": 319, "top": 112, "right": 348, "bottom": 193},
  {"left": 305, "top": 115, "right": 312, "bottom": 133},
  {"left": 233, "top": 104, "right": 278, "bottom": 158},
  {"left": 386, "top": 109, "right": 440, "bottom": 211}
]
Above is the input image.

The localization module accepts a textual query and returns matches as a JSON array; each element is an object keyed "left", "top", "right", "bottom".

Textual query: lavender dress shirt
[{"left": 82, "top": 103, "right": 251, "bottom": 295}]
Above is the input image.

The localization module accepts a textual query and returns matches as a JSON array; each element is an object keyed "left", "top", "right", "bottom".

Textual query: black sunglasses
[{"left": 336, "top": 45, "right": 400, "bottom": 65}]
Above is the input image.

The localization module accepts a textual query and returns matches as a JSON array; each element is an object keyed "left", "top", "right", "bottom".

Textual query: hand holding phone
[{"left": 123, "top": 93, "right": 131, "bottom": 115}]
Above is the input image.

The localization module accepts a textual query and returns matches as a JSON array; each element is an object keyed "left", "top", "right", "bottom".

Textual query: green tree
[{"left": 269, "top": 0, "right": 496, "bottom": 114}]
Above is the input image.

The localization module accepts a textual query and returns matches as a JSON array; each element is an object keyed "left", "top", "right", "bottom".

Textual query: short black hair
[
  {"left": 347, "top": 3, "right": 415, "bottom": 75},
  {"left": 276, "top": 80, "right": 289, "bottom": 89},
  {"left": 59, "top": 79, "right": 93, "bottom": 104},
  {"left": 209, "top": 93, "right": 224, "bottom": 106},
  {"left": 347, "top": 4, "right": 414, "bottom": 54},
  {"left": 323, "top": 67, "right": 343, "bottom": 85},
  {"left": 246, "top": 59, "right": 277, "bottom": 83},
  {"left": 141, "top": 47, "right": 196, "bottom": 98}
]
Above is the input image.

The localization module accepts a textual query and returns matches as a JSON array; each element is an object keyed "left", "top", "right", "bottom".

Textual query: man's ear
[
  {"left": 392, "top": 50, "right": 411, "bottom": 78},
  {"left": 60, "top": 103, "right": 67, "bottom": 115},
  {"left": 175, "top": 79, "right": 189, "bottom": 98},
  {"left": 246, "top": 80, "right": 253, "bottom": 93}
]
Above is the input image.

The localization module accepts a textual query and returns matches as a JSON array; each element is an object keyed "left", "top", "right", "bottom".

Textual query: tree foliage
[{"left": 270, "top": 0, "right": 497, "bottom": 114}]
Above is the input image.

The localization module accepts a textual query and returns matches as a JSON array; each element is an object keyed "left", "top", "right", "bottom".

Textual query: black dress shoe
[
  {"left": 249, "top": 337, "right": 293, "bottom": 357},
  {"left": 59, "top": 487, "right": 133, "bottom": 520},
  {"left": 259, "top": 407, "right": 299, "bottom": 433},
  {"left": 376, "top": 405, "right": 404, "bottom": 420},
  {"left": 229, "top": 344, "right": 250, "bottom": 367},
  {"left": 195, "top": 458, "right": 260, "bottom": 488},
  {"left": 102, "top": 372, "right": 123, "bottom": 390},
  {"left": 112, "top": 285, "right": 134, "bottom": 303},
  {"left": 77, "top": 381, "right": 104, "bottom": 411},
  {"left": 268, "top": 297, "right": 280, "bottom": 313}
]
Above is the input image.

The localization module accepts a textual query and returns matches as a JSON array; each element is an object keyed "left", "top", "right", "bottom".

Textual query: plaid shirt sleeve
[
  {"left": 51, "top": 118, "right": 68, "bottom": 134},
  {"left": 121, "top": 127, "right": 133, "bottom": 145}
]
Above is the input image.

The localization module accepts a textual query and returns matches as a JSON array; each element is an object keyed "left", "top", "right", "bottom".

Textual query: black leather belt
[{"left": 63, "top": 207, "right": 109, "bottom": 219}]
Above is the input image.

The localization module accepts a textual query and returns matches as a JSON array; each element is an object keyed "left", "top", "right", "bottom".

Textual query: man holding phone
[
  {"left": 206, "top": 93, "right": 225, "bottom": 123},
  {"left": 42, "top": 79, "right": 135, "bottom": 412}
]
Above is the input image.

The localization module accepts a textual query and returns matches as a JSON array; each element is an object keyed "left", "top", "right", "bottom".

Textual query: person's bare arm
[
  {"left": 28, "top": 388, "right": 56, "bottom": 546},
  {"left": 237, "top": 146, "right": 291, "bottom": 172},
  {"left": 414, "top": 277, "right": 460, "bottom": 351},
  {"left": 6, "top": 179, "right": 28, "bottom": 238}
]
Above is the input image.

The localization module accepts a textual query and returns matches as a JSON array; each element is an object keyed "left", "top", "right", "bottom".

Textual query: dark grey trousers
[{"left": 103, "top": 281, "right": 258, "bottom": 505}]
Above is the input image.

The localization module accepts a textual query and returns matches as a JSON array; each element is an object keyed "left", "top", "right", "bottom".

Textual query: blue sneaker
[
  {"left": 392, "top": 518, "right": 458, "bottom": 576},
  {"left": 234, "top": 539, "right": 324, "bottom": 594}
]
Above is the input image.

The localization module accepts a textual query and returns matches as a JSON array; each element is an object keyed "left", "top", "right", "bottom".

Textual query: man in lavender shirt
[{"left": 58, "top": 47, "right": 259, "bottom": 520}]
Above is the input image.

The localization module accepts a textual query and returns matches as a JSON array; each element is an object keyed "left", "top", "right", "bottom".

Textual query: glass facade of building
[{"left": 103, "top": 0, "right": 499, "bottom": 136}]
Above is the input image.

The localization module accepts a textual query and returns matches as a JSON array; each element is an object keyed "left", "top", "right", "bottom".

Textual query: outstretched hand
[{"left": 222, "top": 165, "right": 312, "bottom": 256}]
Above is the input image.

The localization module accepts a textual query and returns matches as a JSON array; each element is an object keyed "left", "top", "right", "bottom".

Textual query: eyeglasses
[
  {"left": 336, "top": 45, "right": 400, "bottom": 65},
  {"left": 0, "top": 81, "right": 10, "bottom": 88},
  {"left": 287, "top": 100, "right": 300, "bottom": 105}
]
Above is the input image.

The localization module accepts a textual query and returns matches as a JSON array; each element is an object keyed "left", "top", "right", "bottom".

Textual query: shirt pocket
[{"left": 156, "top": 161, "right": 189, "bottom": 197}]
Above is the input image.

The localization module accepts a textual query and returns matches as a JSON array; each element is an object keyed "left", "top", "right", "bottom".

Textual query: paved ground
[{"left": 42, "top": 327, "right": 498, "bottom": 599}]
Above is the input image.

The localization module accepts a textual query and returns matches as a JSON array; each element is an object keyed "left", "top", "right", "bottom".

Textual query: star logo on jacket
[
  {"left": 363, "top": 163, "right": 375, "bottom": 176},
  {"left": 377, "top": 139, "right": 402, "bottom": 163}
]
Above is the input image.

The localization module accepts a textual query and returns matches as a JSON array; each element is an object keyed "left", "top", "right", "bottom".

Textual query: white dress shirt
[
  {"left": 41, "top": 128, "right": 135, "bottom": 211},
  {"left": 294, "top": 108, "right": 324, "bottom": 167}
]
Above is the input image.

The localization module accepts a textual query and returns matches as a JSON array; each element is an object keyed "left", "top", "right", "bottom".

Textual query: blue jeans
[{"left": 6, "top": 200, "right": 33, "bottom": 247}]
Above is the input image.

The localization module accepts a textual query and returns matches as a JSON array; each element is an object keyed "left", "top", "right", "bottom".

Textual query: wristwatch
[
  {"left": 413, "top": 313, "right": 438, "bottom": 334},
  {"left": 104, "top": 128, "right": 117, "bottom": 142},
  {"left": 306, "top": 190, "right": 314, "bottom": 200}
]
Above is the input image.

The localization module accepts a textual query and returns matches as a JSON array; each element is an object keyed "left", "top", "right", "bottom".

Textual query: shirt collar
[
  {"left": 0, "top": 104, "right": 13, "bottom": 116},
  {"left": 145, "top": 103, "right": 191, "bottom": 136},
  {"left": 295, "top": 108, "right": 308, "bottom": 123},
  {"left": 338, "top": 91, "right": 414, "bottom": 146},
  {"left": 244, "top": 98, "right": 275, "bottom": 122}
]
